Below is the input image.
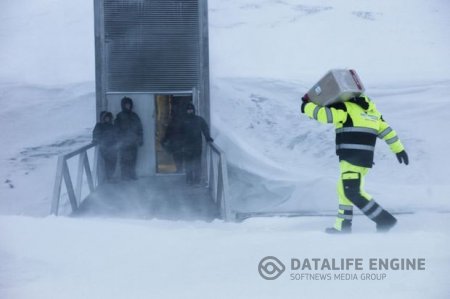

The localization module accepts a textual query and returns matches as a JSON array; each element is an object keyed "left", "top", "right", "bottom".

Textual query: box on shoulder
[{"left": 307, "top": 69, "right": 365, "bottom": 106}]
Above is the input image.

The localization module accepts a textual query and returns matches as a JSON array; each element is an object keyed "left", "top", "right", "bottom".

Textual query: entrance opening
[{"left": 155, "top": 94, "right": 192, "bottom": 174}]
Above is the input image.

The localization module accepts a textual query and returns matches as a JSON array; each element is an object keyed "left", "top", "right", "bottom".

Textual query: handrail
[
  {"left": 51, "top": 140, "right": 230, "bottom": 219},
  {"left": 206, "top": 142, "right": 233, "bottom": 221},
  {"left": 51, "top": 142, "right": 98, "bottom": 216}
]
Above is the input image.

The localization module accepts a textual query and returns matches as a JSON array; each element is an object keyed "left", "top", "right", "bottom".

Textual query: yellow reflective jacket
[{"left": 301, "top": 95, "right": 404, "bottom": 168}]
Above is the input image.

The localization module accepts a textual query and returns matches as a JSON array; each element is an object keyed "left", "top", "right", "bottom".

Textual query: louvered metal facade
[{"left": 94, "top": 0, "right": 210, "bottom": 116}]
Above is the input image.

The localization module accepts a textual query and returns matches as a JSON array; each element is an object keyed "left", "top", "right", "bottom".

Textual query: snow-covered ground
[
  {"left": 1, "top": 0, "right": 450, "bottom": 298},
  {"left": 1, "top": 213, "right": 450, "bottom": 299}
]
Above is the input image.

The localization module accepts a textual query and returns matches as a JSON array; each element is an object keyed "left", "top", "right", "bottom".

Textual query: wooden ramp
[{"left": 73, "top": 175, "right": 219, "bottom": 222}]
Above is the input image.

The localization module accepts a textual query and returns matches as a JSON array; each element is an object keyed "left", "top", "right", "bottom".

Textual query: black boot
[
  {"left": 325, "top": 227, "right": 352, "bottom": 234},
  {"left": 374, "top": 210, "right": 397, "bottom": 232},
  {"left": 325, "top": 218, "right": 352, "bottom": 234}
]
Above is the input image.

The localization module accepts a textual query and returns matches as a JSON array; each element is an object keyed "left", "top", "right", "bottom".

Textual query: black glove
[
  {"left": 301, "top": 93, "right": 310, "bottom": 114},
  {"left": 206, "top": 137, "right": 214, "bottom": 143},
  {"left": 396, "top": 150, "right": 409, "bottom": 165},
  {"left": 301, "top": 93, "right": 310, "bottom": 103}
]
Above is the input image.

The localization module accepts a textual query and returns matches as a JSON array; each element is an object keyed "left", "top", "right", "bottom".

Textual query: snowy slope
[
  {"left": 209, "top": 0, "right": 450, "bottom": 84},
  {"left": 212, "top": 78, "right": 450, "bottom": 214},
  {"left": 207, "top": 0, "right": 450, "bottom": 214},
  {"left": 0, "top": 82, "right": 95, "bottom": 215},
  {"left": 1, "top": 0, "right": 450, "bottom": 298}
]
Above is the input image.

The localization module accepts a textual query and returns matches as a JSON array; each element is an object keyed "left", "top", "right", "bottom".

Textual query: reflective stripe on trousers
[{"left": 334, "top": 161, "right": 371, "bottom": 231}]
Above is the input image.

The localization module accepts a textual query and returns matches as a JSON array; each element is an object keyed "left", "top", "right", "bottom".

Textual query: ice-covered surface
[{"left": 1, "top": 0, "right": 450, "bottom": 297}]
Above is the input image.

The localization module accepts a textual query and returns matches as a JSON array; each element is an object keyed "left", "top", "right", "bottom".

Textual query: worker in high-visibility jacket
[{"left": 300, "top": 94, "right": 409, "bottom": 233}]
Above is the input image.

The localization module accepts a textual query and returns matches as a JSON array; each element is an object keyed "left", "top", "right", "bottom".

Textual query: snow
[
  {"left": 0, "top": 0, "right": 94, "bottom": 86},
  {"left": 209, "top": 0, "right": 450, "bottom": 84},
  {"left": 1, "top": 214, "right": 449, "bottom": 299},
  {"left": 0, "top": 82, "right": 94, "bottom": 215},
  {"left": 1, "top": 0, "right": 450, "bottom": 298}
]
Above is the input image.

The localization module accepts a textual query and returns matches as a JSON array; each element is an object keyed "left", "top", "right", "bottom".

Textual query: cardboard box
[{"left": 307, "top": 69, "right": 365, "bottom": 106}]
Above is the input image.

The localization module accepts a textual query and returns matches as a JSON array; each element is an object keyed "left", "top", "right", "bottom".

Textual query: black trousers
[
  {"left": 119, "top": 145, "right": 138, "bottom": 179},
  {"left": 172, "top": 151, "right": 184, "bottom": 173},
  {"left": 184, "top": 152, "right": 201, "bottom": 184},
  {"left": 100, "top": 148, "right": 117, "bottom": 181}
]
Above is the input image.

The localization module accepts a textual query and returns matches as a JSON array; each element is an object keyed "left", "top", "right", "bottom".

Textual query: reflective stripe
[
  {"left": 386, "top": 136, "right": 399, "bottom": 145},
  {"left": 336, "top": 127, "right": 378, "bottom": 135},
  {"left": 336, "top": 144, "right": 375, "bottom": 151},
  {"left": 339, "top": 205, "right": 353, "bottom": 211},
  {"left": 313, "top": 106, "right": 320, "bottom": 120},
  {"left": 368, "top": 206, "right": 383, "bottom": 219},
  {"left": 337, "top": 214, "right": 353, "bottom": 220},
  {"left": 342, "top": 172, "right": 359, "bottom": 180},
  {"left": 378, "top": 127, "right": 393, "bottom": 139},
  {"left": 325, "top": 108, "right": 333, "bottom": 123},
  {"left": 361, "top": 200, "right": 376, "bottom": 213}
]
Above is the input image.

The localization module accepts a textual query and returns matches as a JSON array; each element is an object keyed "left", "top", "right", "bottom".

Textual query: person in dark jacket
[
  {"left": 182, "top": 103, "right": 213, "bottom": 185},
  {"left": 162, "top": 116, "right": 185, "bottom": 173},
  {"left": 115, "top": 97, "right": 143, "bottom": 180},
  {"left": 93, "top": 111, "right": 117, "bottom": 182}
]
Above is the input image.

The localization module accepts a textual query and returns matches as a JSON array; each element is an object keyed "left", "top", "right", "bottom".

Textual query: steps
[{"left": 73, "top": 175, "right": 219, "bottom": 221}]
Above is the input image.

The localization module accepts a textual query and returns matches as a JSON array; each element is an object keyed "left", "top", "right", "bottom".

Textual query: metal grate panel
[{"left": 104, "top": 0, "right": 200, "bottom": 91}]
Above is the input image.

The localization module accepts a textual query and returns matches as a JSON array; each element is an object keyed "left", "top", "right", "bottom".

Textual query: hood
[
  {"left": 186, "top": 103, "right": 196, "bottom": 115},
  {"left": 350, "top": 95, "right": 370, "bottom": 111},
  {"left": 99, "top": 110, "right": 107, "bottom": 121},
  {"left": 103, "top": 112, "right": 113, "bottom": 123},
  {"left": 121, "top": 96, "right": 133, "bottom": 111}
]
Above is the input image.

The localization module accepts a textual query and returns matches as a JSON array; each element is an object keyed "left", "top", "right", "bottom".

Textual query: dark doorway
[{"left": 155, "top": 94, "right": 192, "bottom": 174}]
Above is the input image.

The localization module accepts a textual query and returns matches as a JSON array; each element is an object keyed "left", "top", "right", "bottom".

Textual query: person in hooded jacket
[
  {"left": 93, "top": 111, "right": 117, "bottom": 181},
  {"left": 301, "top": 94, "right": 409, "bottom": 234},
  {"left": 162, "top": 115, "right": 185, "bottom": 173},
  {"left": 115, "top": 97, "right": 143, "bottom": 180},
  {"left": 182, "top": 103, "right": 213, "bottom": 185}
]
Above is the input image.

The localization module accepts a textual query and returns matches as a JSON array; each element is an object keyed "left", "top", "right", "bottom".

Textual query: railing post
[
  {"left": 50, "top": 143, "right": 98, "bottom": 216},
  {"left": 220, "top": 153, "right": 231, "bottom": 221},
  {"left": 208, "top": 148, "right": 215, "bottom": 200},
  {"left": 217, "top": 161, "right": 224, "bottom": 216},
  {"left": 206, "top": 145, "right": 211, "bottom": 187},
  {"left": 51, "top": 156, "right": 65, "bottom": 215},
  {"left": 213, "top": 154, "right": 218, "bottom": 202},
  {"left": 93, "top": 146, "right": 100, "bottom": 186},
  {"left": 75, "top": 152, "right": 86, "bottom": 205},
  {"left": 63, "top": 160, "right": 78, "bottom": 212},
  {"left": 84, "top": 153, "right": 95, "bottom": 192},
  {"left": 206, "top": 143, "right": 232, "bottom": 221}
]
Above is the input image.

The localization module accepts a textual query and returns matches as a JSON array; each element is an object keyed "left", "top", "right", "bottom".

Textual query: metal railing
[
  {"left": 51, "top": 143, "right": 98, "bottom": 215},
  {"left": 51, "top": 141, "right": 231, "bottom": 220},
  {"left": 206, "top": 143, "right": 233, "bottom": 221}
]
